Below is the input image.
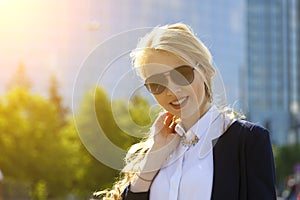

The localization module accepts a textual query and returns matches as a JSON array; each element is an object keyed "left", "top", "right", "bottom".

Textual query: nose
[{"left": 165, "top": 75, "right": 182, "bottom": 95}]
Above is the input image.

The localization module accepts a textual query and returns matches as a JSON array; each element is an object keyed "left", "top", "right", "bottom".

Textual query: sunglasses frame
[{"left": 144, "top": 65, "right": 195, "bottom": 94}]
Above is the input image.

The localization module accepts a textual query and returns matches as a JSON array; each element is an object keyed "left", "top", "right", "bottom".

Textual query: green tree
[
  {"left": 0, "top": 88, "right": 74, "bottom": 199},
  {"left": 6, "top": 61, "right": 32, "bottom": 90},
  {"left": 48, "top": 75, "right": 68, "bottom": 125},
  {"left": 112, "top": 95, "right": 161, "bottom": 140},
  {"left": 72, "top": 86, "right": 159, "bottom": 197},
  {"left": 274, "top": 144, "right": 300, "bottom": 183},
  {"left": 0, "top": 76, "right": 159, "bottom": 199},
  {"left": 73, "top": 87, "right": 131, "bottom": 197}
]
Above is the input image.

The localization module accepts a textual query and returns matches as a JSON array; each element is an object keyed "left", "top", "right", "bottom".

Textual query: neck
[{"left": 181, "top": 103, "right": 212, "bottom": 131}]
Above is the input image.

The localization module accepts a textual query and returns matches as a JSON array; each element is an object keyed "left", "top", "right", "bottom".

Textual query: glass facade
[{"left": 246, "top": 0, "right": 300, "bottom": 145}]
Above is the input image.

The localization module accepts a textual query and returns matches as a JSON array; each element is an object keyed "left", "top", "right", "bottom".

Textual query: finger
[
  {"left": 164, "top": 112, "right": 174, "bottom": 127},
  {"left": 152, "top": 112, "right": 169, "bottom": 134},
  {"left": 155, "top": 111, "right": 169, "bottom": 124}
]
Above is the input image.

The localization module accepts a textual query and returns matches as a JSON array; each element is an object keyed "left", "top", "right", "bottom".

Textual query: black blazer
[{"left": 122, "top": 120, "right": 277, "bottom": 200}]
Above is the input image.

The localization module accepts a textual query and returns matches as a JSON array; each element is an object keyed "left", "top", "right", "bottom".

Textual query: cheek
[
  {"left": 190, "top": 78, "right": 206, "bottom": 99},
  {"left": 153, "top": 94, "right": 167, "bottom": 106},
  {"left": 198, "top": 84, "right": 206, "bottom": 99}
]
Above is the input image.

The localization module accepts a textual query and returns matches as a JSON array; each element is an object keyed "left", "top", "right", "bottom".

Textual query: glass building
[{"left": 246, "top": 0, "right": 300, "bottom": 145}]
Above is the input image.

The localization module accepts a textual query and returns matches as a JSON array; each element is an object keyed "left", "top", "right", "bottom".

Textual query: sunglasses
[{"left": 144, "top": 65, "right": 195, "bottom": 94}]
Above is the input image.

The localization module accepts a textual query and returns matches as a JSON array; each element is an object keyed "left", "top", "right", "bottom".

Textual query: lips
[{"left": 170, "top": 96, "right": 189, "bottom": 109}]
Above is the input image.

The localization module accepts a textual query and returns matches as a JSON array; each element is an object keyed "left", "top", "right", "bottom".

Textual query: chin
[{"left": 166, "top": 108, "right": 180, "bottom": 117}]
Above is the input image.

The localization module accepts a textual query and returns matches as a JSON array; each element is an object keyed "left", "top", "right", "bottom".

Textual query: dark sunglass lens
[
  {"left": 171, "top": 66, "right": 194, "bottom": 86},
  {"left": 145, "top": 83, "right": 165, "bottom": 94},
  {"left": 145, "top": 74, "right": 167, "bottom": 94}
]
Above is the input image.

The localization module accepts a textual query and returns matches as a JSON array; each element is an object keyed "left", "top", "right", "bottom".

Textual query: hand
[
  {"left": 150, "top": 112, "right": 181, "bottom": 157},
  {"left": 130, "top": 112, "right": 181, "bottom": 192}
]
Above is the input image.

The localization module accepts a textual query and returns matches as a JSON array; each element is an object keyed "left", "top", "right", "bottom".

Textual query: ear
[{"left": 204, "top": 82, "right": 213, "bottom": 102}]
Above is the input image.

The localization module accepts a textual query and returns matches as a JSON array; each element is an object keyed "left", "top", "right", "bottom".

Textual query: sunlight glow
[
  {"left": 0, "top": 0, "right": 12, "bottom": 6},
  {"left": 0, "top": 0, "right": 79, "bottom": 69}
]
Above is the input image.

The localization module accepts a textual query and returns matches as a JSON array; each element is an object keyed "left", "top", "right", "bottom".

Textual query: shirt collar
[
  {"left": 196, "top": 106, "right": 231, "bottom": 159},
  {"left": 175, "top": 105, "right": 220, "bottom": 140},
  {"left": 162, "top": 106, "right": 230, "bottom": 167},
  {"left": 175, "top": 105, "right": 230, "bottom": 159},
  {"left": 191, "top": 105, "right": 220, "bottom": 139}
]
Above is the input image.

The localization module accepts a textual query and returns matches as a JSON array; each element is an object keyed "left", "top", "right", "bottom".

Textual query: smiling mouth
[{"left": 170, "top": 96, "right": 189, "bottom": 109}]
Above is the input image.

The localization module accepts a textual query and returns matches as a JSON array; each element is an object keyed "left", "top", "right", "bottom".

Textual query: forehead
[{"left": 137, "top": 50, "right": 189, "bottom": 78}]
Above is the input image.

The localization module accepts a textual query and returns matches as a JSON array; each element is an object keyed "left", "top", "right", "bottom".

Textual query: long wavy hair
[{"left": 93, "top": 23, "right": 220, "bottom": 200}]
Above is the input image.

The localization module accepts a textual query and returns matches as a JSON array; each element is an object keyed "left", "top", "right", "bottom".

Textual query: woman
[{"left": 97, "top": 23, "right": 276, "bottom": 200}]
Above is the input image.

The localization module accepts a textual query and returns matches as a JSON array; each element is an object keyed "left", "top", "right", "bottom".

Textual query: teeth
[{"left": 171, "top": 97, "right": 187, "bottom": 106}]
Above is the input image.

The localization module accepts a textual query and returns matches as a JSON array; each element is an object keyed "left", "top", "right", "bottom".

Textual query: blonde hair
[{"left": 96, "top": 23, "right": 218, "bottom": 199}]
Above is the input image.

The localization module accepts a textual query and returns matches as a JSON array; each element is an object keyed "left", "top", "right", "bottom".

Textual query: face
[{"left": 139, "top": 50, "right": 211, "bottom": 127}]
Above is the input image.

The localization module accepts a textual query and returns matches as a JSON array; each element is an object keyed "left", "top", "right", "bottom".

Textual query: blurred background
[{"left": 0, "top": 0, "right": 299, "bottom": 199}]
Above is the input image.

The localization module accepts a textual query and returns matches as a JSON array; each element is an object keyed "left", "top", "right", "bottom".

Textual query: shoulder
[
  {"left": 233, "top": 119, "right": 270, "bottom": 136},
  {"left": 216, "top": 119, "right": 272, "bottom": 149},
  {"left": 233, "top": 119, "right": 272, "bottom": 150}
]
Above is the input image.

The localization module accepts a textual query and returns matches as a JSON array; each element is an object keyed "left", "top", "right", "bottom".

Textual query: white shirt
[{"left": 150, "top": 106, "right": 232, "bottom": 200}]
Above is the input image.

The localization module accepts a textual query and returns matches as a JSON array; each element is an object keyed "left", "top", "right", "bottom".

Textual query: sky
[
  {"left": 0, "top": 0, "right": 244, "bottom": 109},
  {"left": 0, "top": 0, "right": 90, "bottom": 96}
]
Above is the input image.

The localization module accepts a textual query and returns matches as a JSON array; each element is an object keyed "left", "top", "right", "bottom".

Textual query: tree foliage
[
  {"left": 48, "top": 75, "right": 68, "bottom": 125},
  {"left": 0, "top": 88, "right": 72, "bottom": 199},
  {"left": 0, "top": 64, "right": 160, "bottom": 199},
  {"left": 6, "top": 62, "right": 32, "bottom": 90},
  {"left": 72, "top": 86, "right": 159, "bottom": 198},
  {"left": 274, "top": 144, "right": 300, "bottom": 184},
  {"left": 0, "top": 84, "right": 158, "bottom": 199}
]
